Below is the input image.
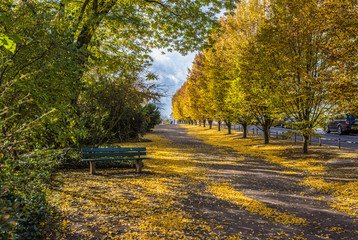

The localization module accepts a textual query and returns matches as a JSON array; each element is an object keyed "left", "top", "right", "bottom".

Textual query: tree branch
[
  {"left": 143, "top": 0, "right": 180, "bottom": 17},
  {"left": 10, "top": 51, "right": 47, "bottom": 80}
]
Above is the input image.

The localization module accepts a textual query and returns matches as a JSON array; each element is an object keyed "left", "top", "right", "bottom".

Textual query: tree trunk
[
  {"left": 242, "top": 123, "right": 248, "bottom": 138},
  {"left": 208, "top": 119, "right": 213, "bottom": 129},
  {"left": 203, "top": 120, "right": 206, "bottom": 127},
  {"left": 72, "top": 0, "right": 117, "bottom": 104},
  {"left": 226, "top": 121, "right": 232, "bottom": 134},
  {"left": 260, "top": 117, "right": 273, "bottom": 144},
  {"left": 303, "top": 134, "right": 309, "bottom": 154},
  {"left": 76, "top": 0, "right": 117, "bottom": 50},
  {"left": 218, "top": 121, "right": 221, "bottom": 131},
  {"left": 263, "top": 124, "right": 270, "bottom": 144}
]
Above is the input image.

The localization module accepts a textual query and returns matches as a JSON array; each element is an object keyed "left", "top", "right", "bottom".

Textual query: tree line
[{"left": 172, "top": 0, "right": 358, "bottom": 154}]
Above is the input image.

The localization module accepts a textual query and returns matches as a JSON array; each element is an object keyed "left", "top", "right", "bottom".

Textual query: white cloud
[{"left": 150, "top": 49, "right": 196, "bottom": 118}]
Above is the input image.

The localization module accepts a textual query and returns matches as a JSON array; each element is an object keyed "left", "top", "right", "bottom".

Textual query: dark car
[
  {"left": 274, "top": 116, "right": 297, "bottom": 128},
  {"left": 274, "top": 119, "right": 284, "bottom": 127},
  {"left": 325, "top": 114, "right": 358, "bottom": 135}
]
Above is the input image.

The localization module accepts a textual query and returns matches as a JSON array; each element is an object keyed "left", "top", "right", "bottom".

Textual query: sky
[{"left": 150, "top": 49, "right": 196, "bottom": 118}]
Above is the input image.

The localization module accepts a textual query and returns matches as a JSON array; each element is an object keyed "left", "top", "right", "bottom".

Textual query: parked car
[
  {"left": 274, "top": 119, "right": 285, "bottom": 127},
  {"left": 325, "top": 114, "right": 358, "bottom": 135},
  {"left": 274, "top": 116, "right": 297, "bottom": 128},
  {"left": 283, "top": 116, "right": 298, "bottom": 129}
]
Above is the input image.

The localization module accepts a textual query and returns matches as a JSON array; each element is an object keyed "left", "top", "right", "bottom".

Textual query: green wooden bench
[{"left": 81, "top": 147, "right": 149, "bottom": 174}]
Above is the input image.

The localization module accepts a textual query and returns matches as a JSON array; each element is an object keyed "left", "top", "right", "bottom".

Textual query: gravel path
[
  {"left": 50, "top": 124, "right": 357, "bottom": 239},
  {"left": 156, "top": 124, "right": 358, "bottom": 239}
]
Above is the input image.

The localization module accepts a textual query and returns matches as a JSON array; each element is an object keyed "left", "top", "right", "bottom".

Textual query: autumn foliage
[{"left": 172, "top": 0, "right": 358, "bottom": 153}]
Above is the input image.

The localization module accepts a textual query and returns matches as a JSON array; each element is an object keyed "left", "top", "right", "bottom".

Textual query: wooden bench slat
[
  {"left": 82, "top": 147, "right": 146, "bottom": 152},
  {"left": 82, "top": 152, "right": 146, "bottom": 158},
  {"left": 81, "top": 147, "right": 148, "bottom": 174},
  {"left": 83, "top": 157, "right": 149, "bottom": 162}
]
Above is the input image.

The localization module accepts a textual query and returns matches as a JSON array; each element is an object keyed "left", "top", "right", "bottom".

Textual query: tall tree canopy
[
  {"left": 0, "top": 0, "right": 237, "bottom": 150},
  {"left": 204, "top": 25, "right": 236, "bottom": 133},
  {"left": 260, "top": 0, "right": 334, "bottom": 153},
  {"left": 172, "top": 0, "right": 358, "bottom": 153},
  {"left": 187, "top": 52, "right": 209, "bottom": 125},
  {"left": 225, "top": 0, "right": 277, "bottom": 142}
]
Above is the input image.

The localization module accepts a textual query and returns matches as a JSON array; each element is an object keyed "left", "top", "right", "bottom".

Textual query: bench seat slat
[
  {"left": 82, "top": 157, "right": 149, "bottom": 162},
  {"left": 82, "top": 152, "right": 146, "bottom": 158},
  {"left": 81, "top": 147, "right": 149, "bottom": 174},
  {"left": 82, "top": 147, "right": 146, "bottom": 152}
]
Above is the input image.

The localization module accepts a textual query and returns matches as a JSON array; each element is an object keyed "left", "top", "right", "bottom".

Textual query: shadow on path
[{"left": 156, "top": 124, "right": 358, "bottom": 240}]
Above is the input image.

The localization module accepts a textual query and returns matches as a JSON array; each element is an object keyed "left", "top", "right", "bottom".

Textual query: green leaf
[
  {"left": 0, "top": 13, "right": 12, "bottom": 25},
  {"left": 0, "top": 33, "right": 16, "bottom": 53},
  {"left": 7, "top": 34, "right": 22, "bottom": 44}
]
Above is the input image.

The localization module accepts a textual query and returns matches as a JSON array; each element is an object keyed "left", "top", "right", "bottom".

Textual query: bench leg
[
  {"left": 90, "top": 161, "right": 96, "bottom": 174},
  {"left": 135, "top": 159, "right": 143, "bottom": 173}
]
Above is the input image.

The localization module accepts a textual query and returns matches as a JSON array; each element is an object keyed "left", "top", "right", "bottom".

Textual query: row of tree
[{"left": 172, "top": 0, "right": 358, "bottom": 154}]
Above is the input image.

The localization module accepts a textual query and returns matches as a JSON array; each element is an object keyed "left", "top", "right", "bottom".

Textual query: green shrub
[{"left": 0, "top": 150, "right": 63, "bottom": 239}]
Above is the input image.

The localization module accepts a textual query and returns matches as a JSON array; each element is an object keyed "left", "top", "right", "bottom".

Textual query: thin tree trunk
[
  {"left": 263, "top": 124, "right": 270, "bottom": 144},
  {"left": 261, "top": 117, "right": 273, "bottom": 144},
  {"left": 303, "top": 134, "right": 309, "bottom": 154},
  {"left": 242, "top": 123, "right": 248, "bottom": 138},
  {"left": 208, "top": 119, "right": 213, "bottom": 129},
  {"left": 218, "top": 121, "right": 221, "bottom": 131},
  {"left": 226, "top": 121, "right": 232, "bottom": 134},
  {"left": 203, "top": 120, "right": 206, "bottom": 127}
]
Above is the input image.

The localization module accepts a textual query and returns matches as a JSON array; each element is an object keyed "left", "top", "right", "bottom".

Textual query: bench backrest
[{"left": 82, "top": 147, "right": 146, "bottom": 160}]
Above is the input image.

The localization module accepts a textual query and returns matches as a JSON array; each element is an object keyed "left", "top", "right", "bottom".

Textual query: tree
[
  {"left": 142, "top": 103, "right": 161, "bottom": 131},
  {"left": 78, "top": 59, "right": 162, "bottom": 146},
  {"left": 222, "top": 0, "right": 277, "bottom": 143},
  {"left": 51, "top": 0, "right": 238, "bottom": 93},
  {"left": 0, "top": 0, "right": 237, "bottom": 149},
  {"left": 187, "top": 53, "right": 205, "bottom": 124},
  {"left": 187, "top": 52, "right": 214, "bottom": 127},
  {"left": 0, "top": 2, "right": 85, "bottom": 150},
  {"left": 204, "top": 28, "right": 236, "bottom": 134},
  {"left": 172, "top": 82, "right": 190, "bottom": 123},
  {"left": 0, "top": 14, "right": 62, "bottom": 239},
  {"left": 226, "top": 81, "right": 254, "bottom": 138},
  {"left": 318, "top": 1, "right": 358, "bottom": 115},
  {"left": 262, "top": 0, "right": 339, "bottom": 153}
]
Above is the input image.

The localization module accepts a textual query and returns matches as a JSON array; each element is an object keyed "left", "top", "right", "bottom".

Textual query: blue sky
[{"left": 150, "top": 49, "right": 196, "bottom": 118}]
